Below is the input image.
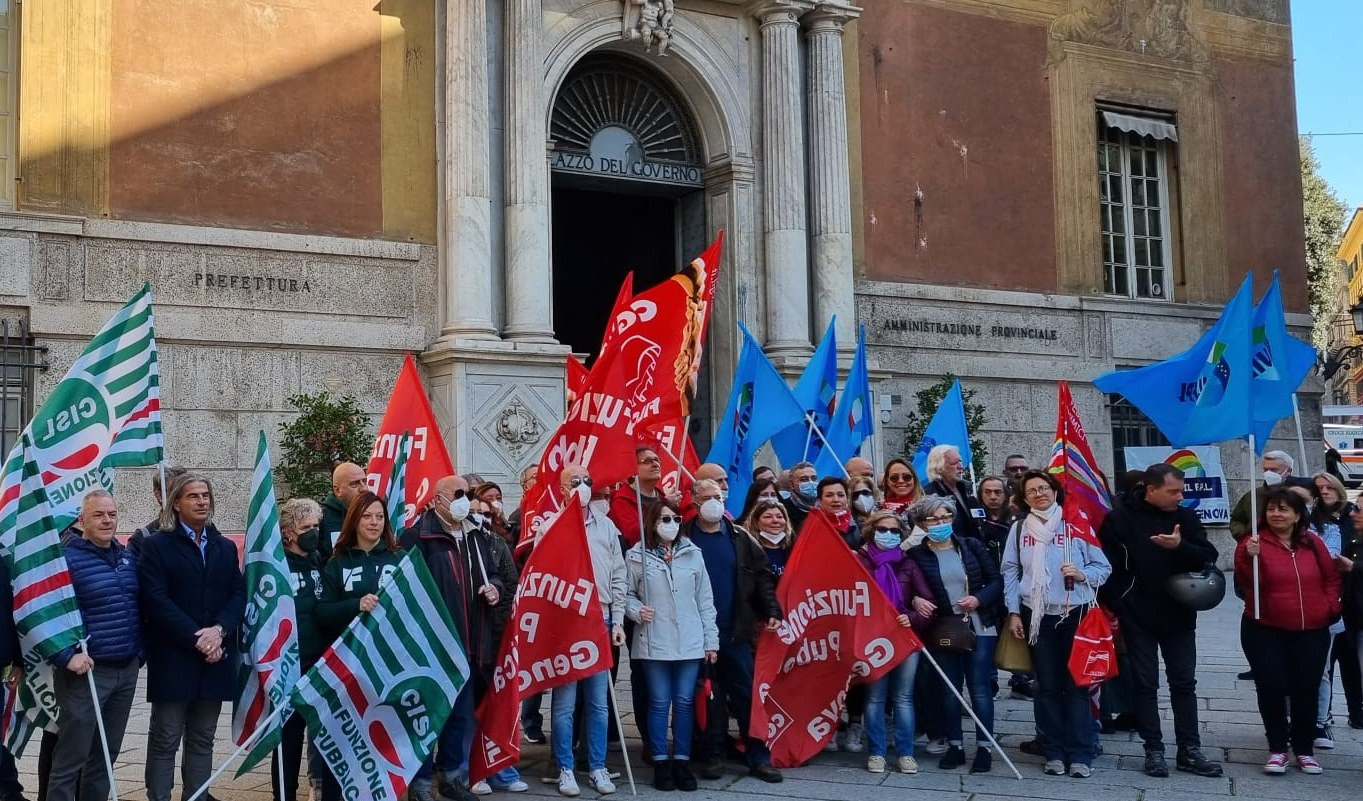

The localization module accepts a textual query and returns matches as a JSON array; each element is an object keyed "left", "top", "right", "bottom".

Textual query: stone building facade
[{"left": 0, "top": 0, "right": 1315, "bottom": 529}]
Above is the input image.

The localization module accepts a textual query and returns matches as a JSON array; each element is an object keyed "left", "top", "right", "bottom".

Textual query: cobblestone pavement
[{"left": 13, "top": 597, "right": 1362, "bottom": 800}]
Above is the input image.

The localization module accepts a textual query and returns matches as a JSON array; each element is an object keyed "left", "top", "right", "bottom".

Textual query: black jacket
[
  {"left": 1097, "top": 487, "right": 1219, "bottom": 633},
  {"left": 977, "top": 511, "right": 1014, "bottom": 571},
  {"left": 686, "top": 520, "right": 782, "bottom": 645},
  {"left": 908, "top": 536, "right": 1003, "bottom": 631},
  {"left": 924, "top": 479, "right": 982, "bottom": 541},
  {"left": 286, "top": 550, "right": 327, "bottom": 667},
  {"left": 138, "top": 523, "right": 246, "bottom": 702},
  {"left": 0, "top": 560, "right": 21, "bottom": 669},
  {"left": 319, "top": 493, "right": 348, "bottom": 562},
  {"left": 400, "top": 509, "right": 506, "bottom": 675}
]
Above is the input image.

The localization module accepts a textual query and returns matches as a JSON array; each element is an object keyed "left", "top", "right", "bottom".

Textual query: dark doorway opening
[{"left": 551, "top": 186, "right": 676, "bottom": 361}]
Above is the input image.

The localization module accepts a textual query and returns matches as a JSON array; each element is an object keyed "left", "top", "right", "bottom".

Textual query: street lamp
[{"left": 1321, "top": 301, "right": 1363, "bottom": 380}]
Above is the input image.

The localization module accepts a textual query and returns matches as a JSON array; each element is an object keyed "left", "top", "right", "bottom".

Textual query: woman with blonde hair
[{"left": 744, "top": 499, "right": 794, "bottom": 582}]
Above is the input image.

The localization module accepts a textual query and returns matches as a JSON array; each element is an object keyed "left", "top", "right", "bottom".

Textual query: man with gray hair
[
  {"left": 1229, "top": 450, "right": 1308, "bottom": 540},
  {"left": 48, "top": 490, "right": 142, "bottom": 801},
  {"left": 924, "top": 445, "right": 982, "bottom": 541}
]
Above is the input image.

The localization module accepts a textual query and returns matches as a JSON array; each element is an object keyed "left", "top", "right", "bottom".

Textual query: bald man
[
  {"left": 846, "top": 457, "right": 875, "bottom": 481},
  {"left": 319, "top": 462, "right": 366, "bottom": 561}
]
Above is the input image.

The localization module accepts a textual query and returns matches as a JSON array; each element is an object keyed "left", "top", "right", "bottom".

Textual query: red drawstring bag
[{"left": 1068, "top": 606, "right": 1119, "bottom": 687}]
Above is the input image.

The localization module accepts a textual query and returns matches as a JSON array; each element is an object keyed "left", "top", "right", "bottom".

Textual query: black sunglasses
[
  {"left": 873, "top": 526, "right": 902, "bottom": 536},
  {"left": 658, "top": 515, "right": 682, "bottom": 524}
]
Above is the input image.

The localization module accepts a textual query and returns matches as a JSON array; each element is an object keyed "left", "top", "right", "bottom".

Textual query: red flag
[
  {"left": 751, "top": 512, "right": 923, "bottom": 768},
  {"left": 1046, "top": 381, "right": 1109, "bottom": 547},
  {"left": 566, "top": 356, "right": 589, "bottom": 406},
  {"left": 470, "top": 506, "right": 614, "bottom": 782},
  {"left": 647, "top": 417, "right": 699, "bottom": 502},
  {"left": 365, "top": 354, "right": 455, "bottom": 528}
]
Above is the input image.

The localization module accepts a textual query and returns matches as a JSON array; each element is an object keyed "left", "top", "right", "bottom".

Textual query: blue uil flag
[
  {"left": 1248, "top": 271, "right": 1316, "bottom": 444},
  {"left": 1094, "top": 274, "right": 1255, "bottom": 447}
]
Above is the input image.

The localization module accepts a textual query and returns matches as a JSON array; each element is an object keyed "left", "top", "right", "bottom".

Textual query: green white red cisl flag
[
  {"left": 751, "top": 511, "right": 923, "bottom": 768},
  {"left": 233, "top": 432, "right": 301, "bottom": 774},
  {"left": 291, "top": 551, "right": 470, "bottom": 801},
  {"left": 470, "top": 505, "right": 613, "bottom": 782},
  {"left": 366, "top": 354, "right": 455, "bottom": 531}
]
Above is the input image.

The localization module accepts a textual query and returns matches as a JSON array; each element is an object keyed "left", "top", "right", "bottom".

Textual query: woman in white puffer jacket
[{"left": 626, "top": 499, "right": 719, "bottom": 792}]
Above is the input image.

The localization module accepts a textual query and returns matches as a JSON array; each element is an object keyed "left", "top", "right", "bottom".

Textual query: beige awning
[{"left": 1102, "top": 110, "right": 1178, "bottom": 142}]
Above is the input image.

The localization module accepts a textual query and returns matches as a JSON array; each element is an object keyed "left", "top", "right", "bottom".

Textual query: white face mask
[
  {"left": 853, "top": 494, "right": 876, "bottom": 514},
  {"left": 573, "top": 483, "right": 591, "bottom": 506},
  {"left": 699, "top": 498, "right": 725, "bottom": 523},
  {"left": 589, "top": 498, "right": 610, "bottom": 518},
  {"left": 757, "top": 530, "right": 785, "bottom": 547},
  {"left": 470, "top": 512, "right": 485, "bottom": 527},
  {"left": 491, "top": 500, "right": 503, "bottom": 513},
  {"left": 1263, "top": 470, "right": 1284, "bottom": 487},
  {"left": 448, "top": 495, "right": 471, "bottom": 522},
  {"left": 657, "top": 521, "right": 680, "bottom": 541}
]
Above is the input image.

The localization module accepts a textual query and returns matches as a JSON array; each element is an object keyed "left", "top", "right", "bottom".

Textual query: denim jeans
[
  {"left": 1026, "top": 608, "right": 1093, "bottom": 765},
  {"left": 413, "top": 681, "right": 476, "bottom": 786},
  {"left": 933, "top": 636, "right": 997, "bottom": 747},
  {"left": 639, "top": 659, "right": 701, "bottom": 761},
  {"left": 1318, "top": 631, "right": 1336, "bottom": 726},
  {"left": 551, "top": 668, "right": 610, "bottom": 772},
  {"left": 864, "top": 651, "right": 920, "bottom": 758}
]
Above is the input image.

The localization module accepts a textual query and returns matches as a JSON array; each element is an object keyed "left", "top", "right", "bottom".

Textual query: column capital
[
  {"left": 803, "top": 2, "right": 861, "bottom": 30},
  {"left": 749, "top": 0, "right": 813, "bottom": 26}
]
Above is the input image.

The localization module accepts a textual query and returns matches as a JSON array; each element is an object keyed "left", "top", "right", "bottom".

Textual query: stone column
[
  {"left": 503, "top": 0, "right": 554, "bottom": 341},
  {"left": 440, "top": 0, "right": 497, "bottom": 340},
  {"left": 805, "top": 5, "right": 859, "bottom": 348},
  {"left": 755, "top": 2, "right": 812, "bottom": 359}
]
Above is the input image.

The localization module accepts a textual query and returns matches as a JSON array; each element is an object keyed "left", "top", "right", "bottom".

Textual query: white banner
[{"left": 1123, "top": 446, "right": 1230, "bottom": 525}]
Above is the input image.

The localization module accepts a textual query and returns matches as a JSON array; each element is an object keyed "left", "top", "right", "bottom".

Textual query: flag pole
[
  {"left": 1290, "top": 393, "right": 1309, "bottom": 474},
  {"left": 83, "top": 647, "right": 120, "bottom": 801},
  {"left": 186, "top": 704, "right": 288, "bottom": 801},
  {"left": 917, "top": 648, "right": 1021, "bottom": 779},
  {"left": 1249, "top": 433, "right": 1260, "bottom": 620},
  {"left": 606, "top": 681, "right": 637, "bottom": 795},
  {"left": 805, "top": 414, "right": 851, "bottom": 479},
  {"left": 634, "top": 481, "right": 648, "bottom": 608},
  {"left": 275, "top": 742, "right": 286, "bottom": 801},
  {"left": 800, "top": 419, "right": 815, "bottom": 463},
  {"left": 663, "top": 417, "right": 696, "bottom": 484}
]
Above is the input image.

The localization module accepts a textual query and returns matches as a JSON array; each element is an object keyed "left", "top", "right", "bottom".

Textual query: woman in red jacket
[{"left": 1235, "top": 487, "right": 1342, "bottom": 776}]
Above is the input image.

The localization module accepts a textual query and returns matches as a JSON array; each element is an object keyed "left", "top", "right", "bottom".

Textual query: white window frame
[{"left": 1099, "top": 125, "right": 1175, "bottom": 301}]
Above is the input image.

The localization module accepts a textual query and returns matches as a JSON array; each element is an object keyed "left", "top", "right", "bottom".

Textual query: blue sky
[{"left": 1293, "top": 1, "right": 1363, "bottom": 212}]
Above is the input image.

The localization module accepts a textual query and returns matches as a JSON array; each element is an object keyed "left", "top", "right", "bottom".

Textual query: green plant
[
  {"left": 901, "top": 373, "right": 989, "bottom": 474},
  {"left": 276, "top": 392, "right": 374, "bottom": 500}
]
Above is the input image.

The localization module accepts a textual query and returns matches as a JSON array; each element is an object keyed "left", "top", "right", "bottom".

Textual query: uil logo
[
  {"left": 1178, "top": 342, "right": 1231, "bottom": 406},
  {"left": 1251, "top": 324, "right": 1277, "bottom": 380}
]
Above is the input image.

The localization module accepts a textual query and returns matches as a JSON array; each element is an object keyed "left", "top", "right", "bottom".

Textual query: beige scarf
[{"left": 1023, "top": 504, "right": 1063, "bottom": 644}]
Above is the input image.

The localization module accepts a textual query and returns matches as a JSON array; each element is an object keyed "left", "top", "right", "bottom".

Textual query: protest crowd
[{"left": 0, "top": 266, "right": 1350, "bottom": 801}]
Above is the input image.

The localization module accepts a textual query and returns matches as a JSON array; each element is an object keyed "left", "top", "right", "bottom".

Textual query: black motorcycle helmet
[{"left": 1166, "top": 564, "right": 1227, "bottom": 611}]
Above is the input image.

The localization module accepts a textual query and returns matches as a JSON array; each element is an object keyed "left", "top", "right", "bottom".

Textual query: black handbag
[{"left": 927, "top": 612, "right": 977, "bottom": 653}]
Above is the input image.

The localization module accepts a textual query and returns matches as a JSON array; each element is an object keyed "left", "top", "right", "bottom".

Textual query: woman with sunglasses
[
  {"left": 880, "top": 459, "right": 924, "bottom": 522},
  {"left": 743, "top": 500, "right": 794, "bottom": 582},
  {"left": 855, "top": 511, "right": 933, "bottom": 774},
  {"left": 626, "top": 499, "right": 718, "bottom": 792},
  {"left": 850, "top": 476, "right": 881, "bottom": 528},
  {"left": 1002, "top": 470, "right": 1111, "bottom": 779}
]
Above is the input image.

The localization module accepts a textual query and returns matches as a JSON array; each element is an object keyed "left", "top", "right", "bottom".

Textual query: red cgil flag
[
  {"left": 751, "top": 511, "right": 923, "bottom": 768},
  {"left": 366, "top": 354, "right": 455, "bottom": 529},
  {"left": 470, "top": 505, "right": 614, "bottom": 783}
]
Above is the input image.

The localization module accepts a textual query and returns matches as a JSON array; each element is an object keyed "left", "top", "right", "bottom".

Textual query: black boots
[
  {"left": 653, "top": 759, "right": 676, "bottom": 791},
  {"left": 673, "top": 760, "right": 698, "bottom": 791}
]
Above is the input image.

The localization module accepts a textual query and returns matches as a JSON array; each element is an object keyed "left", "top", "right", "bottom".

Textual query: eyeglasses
[
  {"left": 853, "top": 490, "right": 873, "bottom": 498},
  {"left": 1024, "top": 486, "right": 1053, "bottom": 497},
  {"left": 638, "top": 456, "right": 661, "bottom": 466},
  {"left": 887, "top": 473, "right": 913, "bottom": 482},
  {"left": 658, "top": 515, "right": 682, "bottom": 524},
  {"left": 873, "top": 526, "right": 902, "bottom": 536},
  {"left": 921, "top": 514, "right": 953, "bottom": 524},
  {"left": 569, "top": 477, "right": 593, "bottom": 488}
]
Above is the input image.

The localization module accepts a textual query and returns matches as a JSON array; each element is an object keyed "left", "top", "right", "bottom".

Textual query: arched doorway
[{"left": 549, "top": 52, "right": 713, "bottom": 451}]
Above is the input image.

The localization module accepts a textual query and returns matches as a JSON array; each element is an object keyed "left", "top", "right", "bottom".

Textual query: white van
[{"left": 1324, "top": 423, "right": 1363, "bottom": 487}]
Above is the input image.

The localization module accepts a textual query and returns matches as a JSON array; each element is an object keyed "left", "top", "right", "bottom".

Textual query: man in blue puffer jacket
[{"left": 47, "top": 490, "right": 142, "bottom": 801}]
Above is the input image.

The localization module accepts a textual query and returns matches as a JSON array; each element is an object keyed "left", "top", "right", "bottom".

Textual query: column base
[
  {"left": 501, "top": 325, "right": 559, "bottom": 344},
  {"left": 421, "top": 338, "right": 572, "bottom": 507}
]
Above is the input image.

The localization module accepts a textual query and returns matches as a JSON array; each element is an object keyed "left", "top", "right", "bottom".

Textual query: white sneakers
[
  {"left": 557, "top": 768, "right": 580, "bottom": 797},
  {"left": 589, "top": 768, "right": 617, "bottom": 794},
  {"left": 897, "top": 756, "right": 918, "bottom": 774},
  {"left": 866, "top": 755, "right": 886, "bottom": 774},
  {"left": 841, "top": 722, "right": 867, "bottom": 753}
]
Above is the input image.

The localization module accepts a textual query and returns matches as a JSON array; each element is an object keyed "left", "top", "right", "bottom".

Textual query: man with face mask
[
  {"left": 686, "top": 479, "right": 784, "bottom": 783},
  {"left": 402, "top": 475, "right": 505, "bottom": 801},
  {"left": 1230, "top": 451, "right": 1309, "bottom": 541},
  {"left": 782, "top": 461, "right": 818, "bottom": 532},
  {"left": 551, "top": 464, "right": 627, "bottom": 797}
]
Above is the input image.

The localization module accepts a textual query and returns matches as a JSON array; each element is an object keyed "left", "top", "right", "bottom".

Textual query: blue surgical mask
[
  {"left": 925, "top": 522, "right": 954, "bottom": 542},
  {"left": 778, "top": 489, "right": 792, "bottom": 501},
  {"left": 874, "top": 532, "right": 902, "bottom": 550},
  {"left": 797, "top": 480, "right": 817, "bottom": 499}
]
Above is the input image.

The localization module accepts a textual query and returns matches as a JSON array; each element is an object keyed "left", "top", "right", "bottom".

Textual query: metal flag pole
[
  {"left": 805, "top": 413, "right": 851, "bottom": 479},
  {"left": 633, "top": 480, "right": 649, "bottom": 608},
  {"left": 186, "top": 704, "right": 289, "bottom": 801},
  {"left": 917, "top": 648, "right": 1022, "bottom": 779},
  {"left": 801, "top": 417, "right": 816, "bottom": 463},
  {"left": 1290, "top": 393, "right": 1309, "bottom": 473},
  {"left": 82, "top": 645, "right": 120, "bottom": 801},
  {"left": 1249, "top": 433, "right": 1260, "bottom": 620},
  {"left": 275, "top": 742, "right": 287, "bottom": 801},
  {"left": 607, "top": 681, "right": 638, "bottom": 795}
]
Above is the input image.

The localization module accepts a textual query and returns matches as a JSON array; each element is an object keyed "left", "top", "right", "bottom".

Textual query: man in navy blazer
[{"left": 139, "top": 474, "right": 245, "bottom": 801}]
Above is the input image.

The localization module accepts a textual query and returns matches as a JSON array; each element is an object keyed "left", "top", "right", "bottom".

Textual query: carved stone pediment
[
  {"left": 1047, "top": 0, "right": 1209, "bottom": 66},
  {"left": 622, "top": 0, "right": 676, "bottom": 55}
]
